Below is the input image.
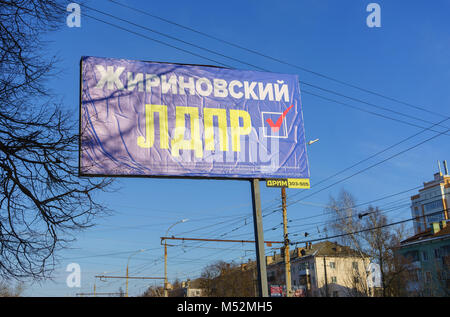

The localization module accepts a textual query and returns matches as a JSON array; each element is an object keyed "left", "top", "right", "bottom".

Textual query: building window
[
  {"left": 332, "top": 291, "right": 339, "bottom": 297},
  {"left": 331, "top": 276, "right": 337, "bottom": 283},
  {"left": 354, "top": 276, "right": 359, "bottom": 284},
  {"left": 422, "top": 251, "right": 429, "bottom": 261},
  {"left": 352, "top": 262, "right": 359, "bottom": 271},
  {"left": 404, "top": 250, "right": 419, "bottom": 262},
  {"left": 434, "top": 248, "right": 444, "bottom": 259},
  {"left": 329, "top": 262, "right": 336, "bottom": 269},
  {"left": 425, "top": 271, "right": 432, "bottom": 283}
]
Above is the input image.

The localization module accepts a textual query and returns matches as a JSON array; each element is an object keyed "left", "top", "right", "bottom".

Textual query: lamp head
[{"left": 307, "top": 138, "right": 319, "bottom": 146}]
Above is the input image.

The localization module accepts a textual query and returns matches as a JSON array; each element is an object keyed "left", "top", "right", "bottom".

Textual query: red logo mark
[{"left": 266, "top": 105, "right": 294, "bottom": 132}]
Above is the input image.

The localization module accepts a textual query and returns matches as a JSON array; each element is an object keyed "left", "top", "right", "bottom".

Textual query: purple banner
[{"left": 80, "top": 56, "right": 309, "bottom": 179}]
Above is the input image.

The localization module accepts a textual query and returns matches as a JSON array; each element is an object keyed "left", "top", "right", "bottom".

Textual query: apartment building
[
  {"left": 398, "top": 220, "right": 450, "bottom": 296},
  {"left": 266, "top": 241, "right": 380, "bottom": 297},
  {"left": 410, "top": 161, "right": 450, "bottom": 235}
]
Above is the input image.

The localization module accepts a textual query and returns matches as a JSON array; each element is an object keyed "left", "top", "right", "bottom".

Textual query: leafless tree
[
  {"left": 360, "top": 207, "right": 410, "bottom": 296},
  {"left": 199, "top": 260, "right": 256, "bottom": 297},
  {"left": 141, "top": 285, "right": 164, "bottom": 297},
  {"left": 325, "top": 189, "right": 411, "bottom": 296},
  {"left": 325, "top": 190, "right": 371, "bottom": 295},
  {"left": 0, "top": 280, "right": 24, "bottom": 296},
  {"left": 326, "top": 190, "right": 366, "bottom": 257},
  {"left": 0, "top": 0, "right": 112, "bottom": 280}
]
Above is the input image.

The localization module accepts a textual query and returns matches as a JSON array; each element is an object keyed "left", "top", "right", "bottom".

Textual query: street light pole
[
  {"left": 164, "top": 219, "right": 188, "bottom": 297},
  {"left": 164, "top": 241, "right": 168, "bottom": 297},
  {"left": 126, "top": 249, "right": 145, "bottom": 297}
]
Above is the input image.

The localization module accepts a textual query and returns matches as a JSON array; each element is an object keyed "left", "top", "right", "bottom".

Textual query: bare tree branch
[{"left": 0, "top": 0, "right": 113, "bottom": 280}]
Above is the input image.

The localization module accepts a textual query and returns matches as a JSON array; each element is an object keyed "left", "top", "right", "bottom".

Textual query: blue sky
[{"left": 21, "top": 0, "right": 450, "bottom": 296}]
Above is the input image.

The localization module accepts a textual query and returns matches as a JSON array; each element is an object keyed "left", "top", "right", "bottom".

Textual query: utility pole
[
  {"left": 251, "top": 179, "right": 269, "bottom": 297},
  {"left": 323, "top": 257, "right": 329, "bottom": 297},
  {"left": 126, "top": 264, "right": 129, "bottom": 297},
  {"left": 281, "top": 186, "right": 292, "bottom": 297}
]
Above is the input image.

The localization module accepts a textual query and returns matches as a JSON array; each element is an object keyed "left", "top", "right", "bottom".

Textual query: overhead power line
[
  {"left": 280, "top": 112, "right": 449, "bottom": 213},
  {"left": 289, "top": 202, "right": 411, "bottom": 230},
  {"left": 238, "top": 200, "right": 411, "bottom": 240},
  {"left": 76, "top": 292, "right": 121, "bottom": 296},
  {"left": 303, "top": 89, "right": 450, "bottom": 135},
  {"left": 73, "top": 4, "right": 450, "bottom": 200},
  {"left": 68, "top": 4, "right": 450, "bottom": 203},
  {"left": 61, "top": 248, "right": 160, "bottom": 261},
  {"left": 108, "top": 0, "right": 448, "bottom": 119},
  {"left": 73, "top": 8, "right": 229, "bottom": 67},
  {"left": 178, "top": 182, "right": 431, "bottom": 244},
  {"left": 161, "top": 236, "right": 283, "bottom": 245},
  {"left": 182, "top": 183, "right": 426, "bottom": 242},
  {"left": 301, "top": 83, "right": 450, "bottom": 135},
  {"left": 290, "top": 208, "right": 449, "bottom": 246},
  {"left": 59, "top": 4, "right": 450, "bottom": 260},
  {"left": 96, "top": 275, "right": 164, "bottom": 280},
  {"left": 287, "top": 185, "right": 422, "bottom": 223},
  {"left": 288, "top": 191, "right": 450, "bottom": 239},
  {"left": 290, "top": 205, "right": 412, "bottom": 239},
  {"left": 286, "top": 121, "right": 450, "bottom": 208},
  {"left": 79, "top": 3, "right": 450, "bottom": 135}
]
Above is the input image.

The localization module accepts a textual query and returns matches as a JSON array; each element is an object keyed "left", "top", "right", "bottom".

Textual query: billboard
[
  {"left": 269, "top": 285, "right": 284, "bottom": 297},
  {"left": 80, "top": 56, "right": 309, "bottom": 179}
]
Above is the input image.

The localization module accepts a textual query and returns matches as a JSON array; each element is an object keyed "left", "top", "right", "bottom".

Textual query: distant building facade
[
  {"left": 266, "top": 241, "right": 381, "bottom": 297},
  {"left": 410, "top": 161, "right": 449, "bottom": 235},
  {"left": 398, "top": 220, "right": 450, "bottom": 296},
  {"left": 168, "top": 279, "right": 203, "bottom": 297},
  {"left": 398, "top": 161, "right": 450, "bottom": 296}
]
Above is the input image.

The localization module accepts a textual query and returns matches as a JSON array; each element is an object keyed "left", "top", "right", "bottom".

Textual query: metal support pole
[
  {"left": 323, "top": 256, "right": 329, "bottom": 297},
  {"left": 164, "top": 241, "right": 168, "bottom": 297},
  {"left": 162, "top": 219, "right": 187, "bottom": 297},
  {"left": 126, "top": 265, "right": 129, "bottom": 297},
  {"left": 251, "top": 179, "right": 268, "bottom": 297},
  {"left": 281, "top": 187, "right": 292, "bottom": 297},
  {"left": 125, "top": 249, "right": 145, "bottom": 297}
]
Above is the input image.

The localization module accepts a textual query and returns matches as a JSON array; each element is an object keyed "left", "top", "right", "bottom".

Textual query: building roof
[
  {"left": 434, "top": 224, "right": 450, "bottom": 237},
  {"left": 296, "top": 241, "right": 366, "bottom": 258},
  {"left": 401, "top": 222, "right": 450, "bottom": 245},
  {"left": 267, "top": 241, "right": 367, "bottom": 266}
]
